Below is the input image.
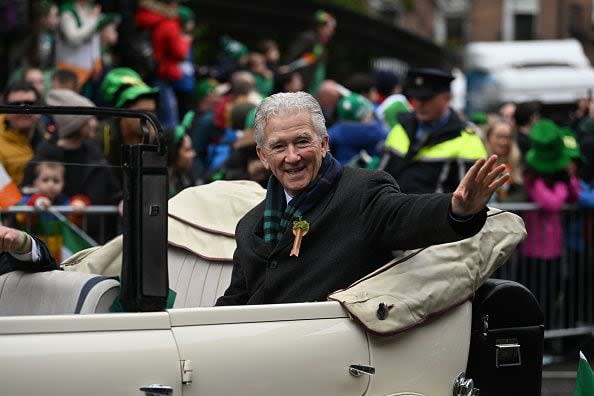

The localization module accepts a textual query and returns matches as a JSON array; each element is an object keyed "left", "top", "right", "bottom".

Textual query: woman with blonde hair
[{"left": 484, "top": 118, "right": 525, "bottom": 202}]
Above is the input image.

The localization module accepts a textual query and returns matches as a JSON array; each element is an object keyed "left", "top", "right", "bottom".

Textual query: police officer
[{"left": 380, "top": 68, "right": 487, "bottom": 193}]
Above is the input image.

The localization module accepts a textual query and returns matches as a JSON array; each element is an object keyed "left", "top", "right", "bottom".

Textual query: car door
[
  {"left": 169, "top": 301, "right": 371, "bottom": 396},
  {"left": 0, "top": 312, "right": 182, "bottom": 396}
]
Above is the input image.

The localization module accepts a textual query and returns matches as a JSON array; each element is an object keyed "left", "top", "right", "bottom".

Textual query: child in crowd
[
  {"left": 55, "top": 0, "right": 102, "bottom": 94},
  {"left": 17, "top": 161, "right": 89, "bottom": 261},
  {"left": 519, "top": 119, "right": 580, "bottom": 328}
]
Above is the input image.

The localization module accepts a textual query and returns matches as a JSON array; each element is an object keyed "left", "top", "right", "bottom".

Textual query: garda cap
[{"left": 403, "top": 68, "right": 455, "bottom": 99}]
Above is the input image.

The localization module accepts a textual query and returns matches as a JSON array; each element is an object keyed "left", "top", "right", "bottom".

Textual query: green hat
[
  {"left": 178, "top": 5, "right": 195, "bottom": 25},
  {"left": 173, "top": 110, "right": 195, "bottom": 145},
  {"left": 525, "top": 119, "right": 571, "bottom": 174},
  {"left": 195, "top": 78, "right": 218, "bottom": 99},
  {"left": 221, "top": 36, "right": 248, "bottom": 62},
  {"left": 337, "top": 93, "right": 374, "bottom": 122},
  {"left": 471, "top": 112, "right": 488, "bottom": 125},
  {"left": 560, "top": 127, "right": 583, "bottom": 161},
  {"left": 379, "top": 94, "right": 411, "bottom": 129},
  {"left": 100, "top": 68, "right": 159, "bottom": 108},
  {"left": 314, "top": 9, "right": 334, "bottom": 25},
  {"left": 97, "top": 13, "right": 121, "bottom": 31}
]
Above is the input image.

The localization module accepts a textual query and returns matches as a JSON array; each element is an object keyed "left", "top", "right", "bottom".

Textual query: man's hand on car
[{"left": 0, "top": 225, "right": 31, "bottom": 254}]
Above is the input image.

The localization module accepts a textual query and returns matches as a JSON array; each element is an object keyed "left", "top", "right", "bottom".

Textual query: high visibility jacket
[{"left": 381, "top": 110, "right": 487, "bottom": 194}]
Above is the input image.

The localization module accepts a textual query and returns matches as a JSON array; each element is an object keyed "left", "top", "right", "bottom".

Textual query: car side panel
[
  {"left": 172, "top": 313, "right": 370, "bottom": 396},
  {"left": 0, "top": 314, "right": 181, "bottom": 396},
  {"left": 366, "top": 301, "right": 472, "bottom": 396}
]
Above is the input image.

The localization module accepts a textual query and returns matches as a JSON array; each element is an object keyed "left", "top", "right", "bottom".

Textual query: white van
[{"left": 464, "top": 39, "right": 594, "bottom": 115}]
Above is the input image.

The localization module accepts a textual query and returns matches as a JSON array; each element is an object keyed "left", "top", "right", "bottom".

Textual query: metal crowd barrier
[{"left": 491, "top": 203, "right": 594, "bottom": 339}]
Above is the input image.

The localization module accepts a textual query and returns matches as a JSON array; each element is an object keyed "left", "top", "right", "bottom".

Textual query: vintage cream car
[{"left": 0, "top": 107, "right": 542, "bottom": 396}]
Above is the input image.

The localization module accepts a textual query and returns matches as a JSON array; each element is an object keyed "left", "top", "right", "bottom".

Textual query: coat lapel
[
  {"left": 252, "top": 216, "right": 273, "bottom": 258},
  {"left": 270, "top": 184, "right": 337, "bottom": 257}
]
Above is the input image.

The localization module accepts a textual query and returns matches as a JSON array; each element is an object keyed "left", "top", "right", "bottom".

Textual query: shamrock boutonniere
[{"left": 290, "top": 218, "right": 309, "bottom": 257}]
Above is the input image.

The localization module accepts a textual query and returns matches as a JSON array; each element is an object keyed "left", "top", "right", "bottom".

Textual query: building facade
[{"left": 371, "top": 0, "right": 594, "bottom": 62}]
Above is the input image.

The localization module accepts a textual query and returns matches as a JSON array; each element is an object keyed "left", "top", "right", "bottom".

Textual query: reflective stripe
[
  {"left": 384, "top": 124, "right": 410, "bottom": 155},
  {"left": 415, "top": 129, "right": 487, "bottom": 160},
  {"left": 385, "top": 124, "right": 487, "bottom": 161}
]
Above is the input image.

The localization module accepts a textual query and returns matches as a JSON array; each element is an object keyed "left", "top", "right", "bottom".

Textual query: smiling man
[
  {"left": 215, "top": 91, "right": 508, "bottom": 306},
  {"left": 380, "top": 68, "right": 487, "bottom": 194}
]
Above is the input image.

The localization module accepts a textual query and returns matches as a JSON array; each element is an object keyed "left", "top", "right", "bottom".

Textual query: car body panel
[
  {"left": 367, "top": 302, "right": 472, "bottom": 396},
  {"left": 173, "top": 317, "right": 370, "bottom": 396},
  {"left": 168, "top": 301, "right": 349, "bottom": 326},
  {"left": 170, "top": 301, "right": 369, "bottom": 396},
  {"left": 0, "top": 301, "right": 471, "bottom": 396},
  {"left": 0, "top": 312, "right": 172, "bottom": 334},
  {"left": 0, "top": 315, "right": 181, "bottom": 396}
]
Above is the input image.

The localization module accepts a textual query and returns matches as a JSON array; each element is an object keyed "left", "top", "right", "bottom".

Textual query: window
[
  {"left": 446, "top": 16, "right": 466, "bottom": 47},
  {"left": 502, "top": 0, "right": 538, "bottom": 41},
  {"left": 514, "top": 14, "right": 536, "bottom": 40}
]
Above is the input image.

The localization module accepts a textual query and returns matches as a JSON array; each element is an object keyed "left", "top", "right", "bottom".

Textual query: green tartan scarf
[{"left": 263, "top": 153, "right": 342, "bottom": 246}]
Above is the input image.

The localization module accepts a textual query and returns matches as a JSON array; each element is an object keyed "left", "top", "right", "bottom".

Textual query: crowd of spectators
[{"left": 0, "top": 1, "right": 593, "bottom": 308}]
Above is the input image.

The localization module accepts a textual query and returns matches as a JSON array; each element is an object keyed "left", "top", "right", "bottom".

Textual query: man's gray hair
[{"left": 254, "top": 91, "right": 327, "bottom": 147}]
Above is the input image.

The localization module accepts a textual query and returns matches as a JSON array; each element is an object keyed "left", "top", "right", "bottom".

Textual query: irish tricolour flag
[
  {"left": 44, "top": 209, "right": 95, "bottom": 262},
  {"left": 0, "top": 163, "right": 22, "bottom": 208},
  {"left": 575, "top": 351, "right": 594, "bottom": 396}
]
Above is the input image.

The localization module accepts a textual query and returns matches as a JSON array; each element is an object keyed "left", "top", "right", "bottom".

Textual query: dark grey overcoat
[{"left": 216, "top": 167, "right": 486, "bottom": 305}]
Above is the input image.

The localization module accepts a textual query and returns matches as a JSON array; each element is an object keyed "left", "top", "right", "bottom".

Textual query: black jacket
[
  {"left": 0, "top": 235, "right": 59, "bottom": 276},
  {"left": 216, "top": 167, "right": 486, "bottom": 305},
  {"left": 382, "top": 110, "right": 483, "bottom": 194}
]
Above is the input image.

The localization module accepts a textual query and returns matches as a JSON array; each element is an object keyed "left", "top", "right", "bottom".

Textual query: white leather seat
[
  {"left": 168, "top": 246, "right": 233, "bottom": 308},
  {"left": 0, "top": 270, "right": 120, "bottom": 315},
  {"left": 57, "top": 181, "right": 265, "bottom": 310}
]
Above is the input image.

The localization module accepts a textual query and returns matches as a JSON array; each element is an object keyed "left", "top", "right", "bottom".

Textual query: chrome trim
[
  {"left": 495, "top": 339, "right": 522, "bottom": 368},
  {"left": 349, "top": 364, "right": 375, "bottom": 377},
  {"left": 453, "top": 372, "right": 479, "bottom": 396},
  {"left": 139, "top": 384, "right": 173, "bottom": 395}
]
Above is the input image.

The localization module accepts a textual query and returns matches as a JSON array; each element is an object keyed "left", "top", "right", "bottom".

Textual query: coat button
[{"left": 270, "top": 260, "right": 278, "bottom": 269}]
